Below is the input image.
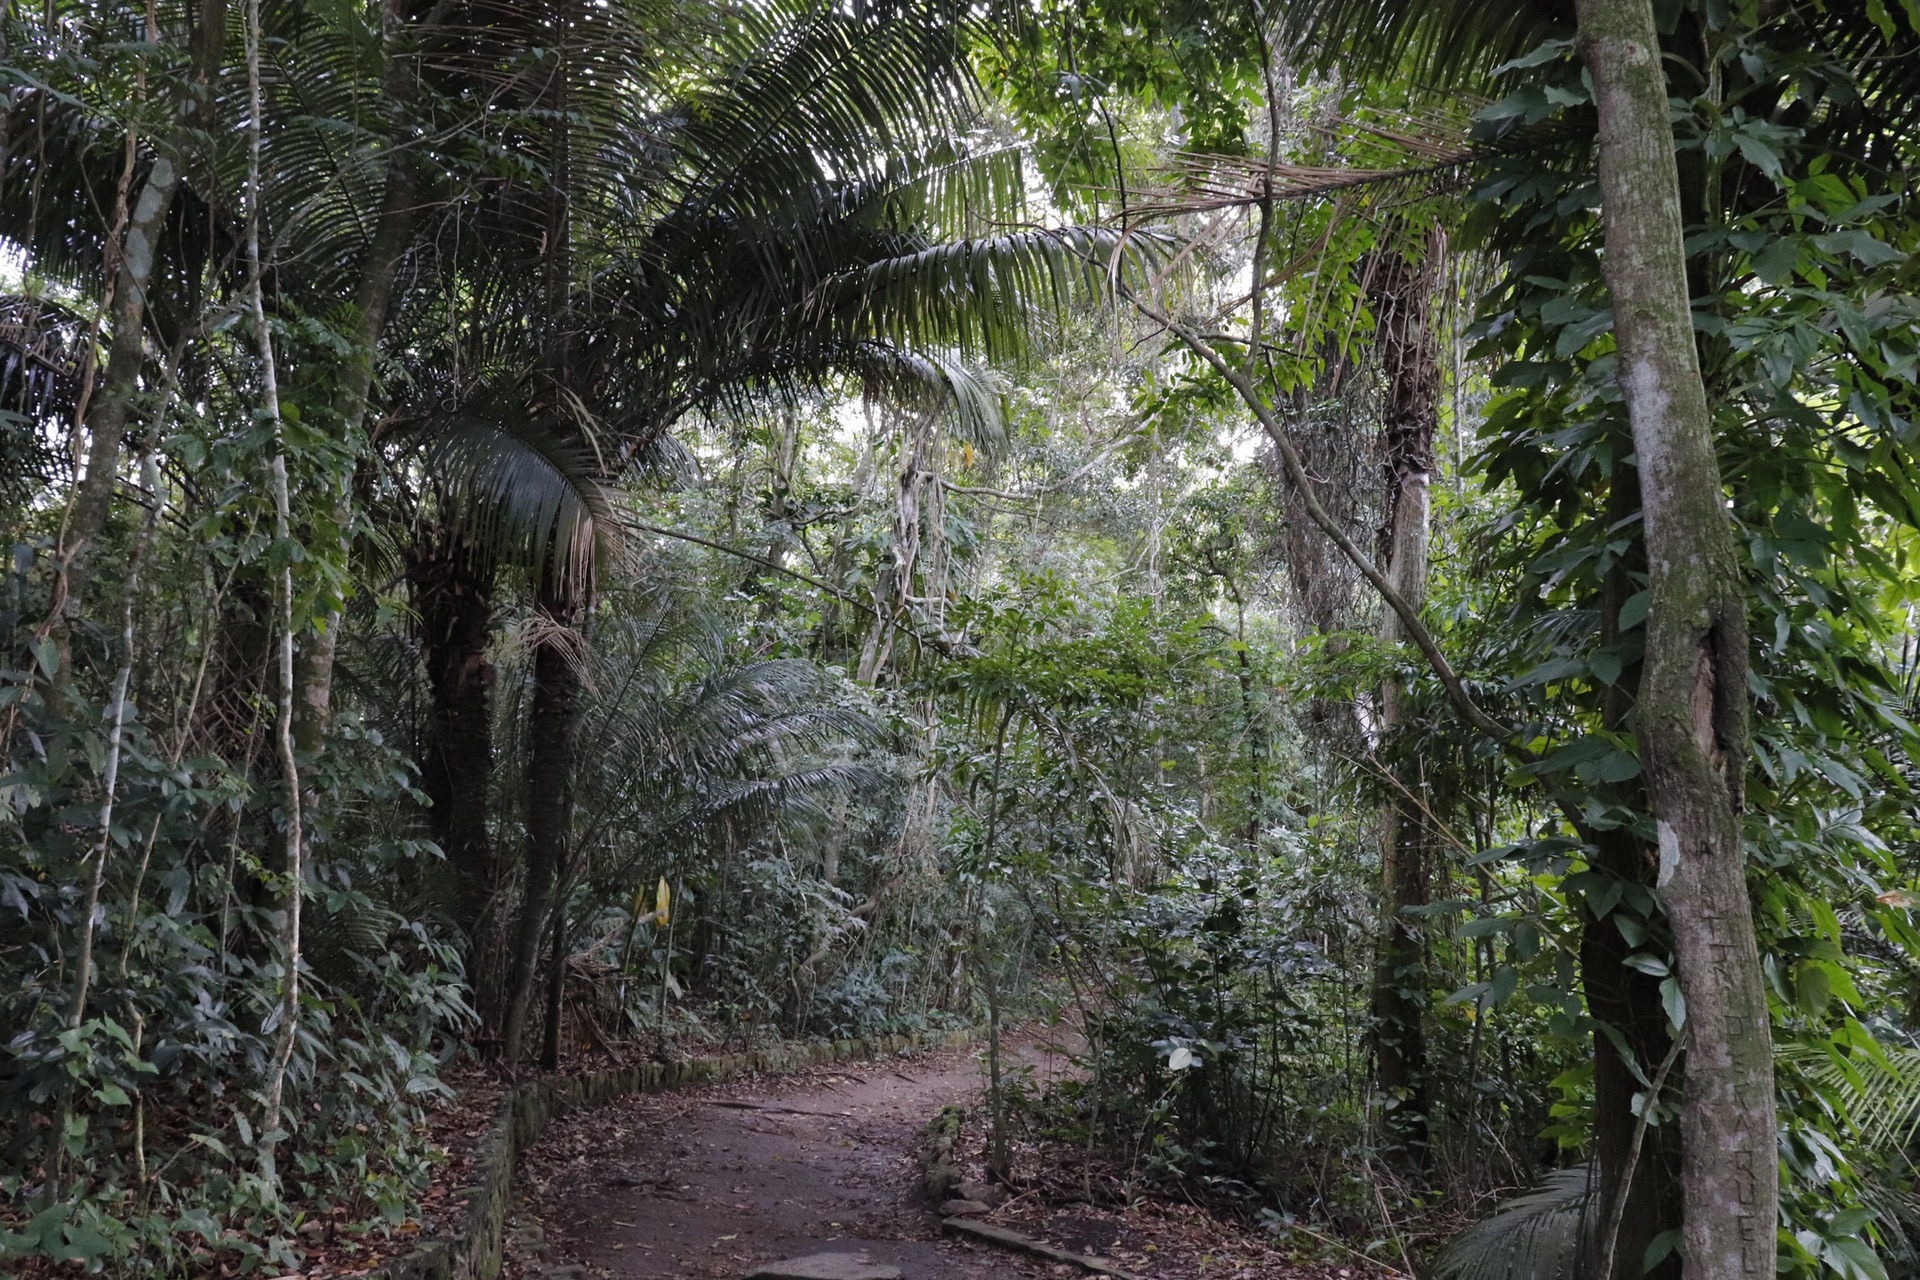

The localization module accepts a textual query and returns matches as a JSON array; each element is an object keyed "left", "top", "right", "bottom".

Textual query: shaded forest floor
[{"left": 502, "top": 1035, "right": 1380, "bottom": 1280}]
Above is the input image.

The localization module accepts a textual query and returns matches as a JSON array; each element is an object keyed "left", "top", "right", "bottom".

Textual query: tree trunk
[
  {"left": 1575, "top": 1, "right": 1774, "bottom": 1274},
  {"left": 500, "top": 0, "right": 586, "bottom": 1064},
  {"left": 1582, "top": 461, "right": 1684, "bottom": 1280},
  {"left": 408, "top": 531, "right": 504, "bottom": 1027},
  {"left": 245, "top": 0, "right": 305, "bottom": 1193},
  {"left": 61, "top": 158, "right": 178, "bottom": 625},
  {"left": 57, "top": 1, "right": 225, "bottom": 658},
  {"left": 501, "top": 565, "right": 587, "bottom": 1062},
  {"left": 542, "top": 889, "right": 567, "bottom": 1070},
  {"left": 293, "top": 2, "right": 425, "bottom": 757},
  {"left": 1366, "top": 238, "right": 1440, "bottom": 1167}
]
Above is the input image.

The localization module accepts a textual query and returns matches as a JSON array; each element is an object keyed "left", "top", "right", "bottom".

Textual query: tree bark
[
  {"left": 501, "top": 565, "right": 587, "bottom": 1061},
  {"left": 408, "top": 531, "right": 504, "bottom": 1026},
  {"left": 1575, "top": 1, "right": 1774, "bottom": 1275},
  {"left": 1366, "top": 239, "right": 1440, "bottom": 1168},
  {"left": 245, "top": 0, "right": 305, "bottom": 1194},
  {"left": 542, "top": 890, "right": 567, "bottom": 1070},
  {"left": 500, "top": 0, "right": 586, "bottom": 1063},
  {"left": 57, "top": 1, "right": 225, "bottom": 657},
  {"left": 292, "top": 3, "right": 424, "bottom": 757}
]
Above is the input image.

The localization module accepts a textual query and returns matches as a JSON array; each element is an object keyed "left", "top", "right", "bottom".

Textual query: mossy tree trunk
[{"left": 293, "top": 0, "right": 432, "bottom": 759}]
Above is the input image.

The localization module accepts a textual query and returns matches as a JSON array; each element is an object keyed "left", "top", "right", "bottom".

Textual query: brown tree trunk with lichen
[
  {"left": 1575, "top": 0, "right": 1774, "bottom": 1274},
  {"left": 502, "top": 10, "right": 586, "bottom": 1062},
  {"left": 501, "top": 561, "right": 588, "bottom": 1062},
  {"left": 1365, "top": 236, "right": 1440, "bottom": 1167}
]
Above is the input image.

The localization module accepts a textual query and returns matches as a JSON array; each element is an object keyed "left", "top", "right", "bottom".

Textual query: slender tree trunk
[
  {"left": 56, "top": 1, "right": 225, "bottom": 659},
  {"left": 244, "top": 0, "right": 306, "bottom": 1194},
  {"left": 59, "top": 159, "right": 177, "bottom": 631},
  {"left": 1575, "top": 2, "right": 1774, "bottom": 1275},
  {"left": 52, "top": 450, "right": 161, "bottom": 1196},
  {"left": 292, "top": 0, "right": 428, "bottom": 757},
  {"left": 501, "top": 566, "right": 587, "bottom": 1061},
  {"left": 1366, "top": 239, "right": 1440, "bottom": 1167},
  {"left": 65, "top": 450, "right": 159, "bottom": 1034}
]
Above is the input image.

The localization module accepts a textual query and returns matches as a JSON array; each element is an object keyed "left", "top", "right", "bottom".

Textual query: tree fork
[{"left": 1575, "top": 0, "right": 1775, "bottom": 1274}]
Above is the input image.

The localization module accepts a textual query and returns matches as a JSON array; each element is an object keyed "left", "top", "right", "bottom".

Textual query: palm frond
[
  {"left": 811, "top": 226, "right": 1169, "bottom": 365},
  {"left": 1432, "top": 1167, "right": 1591, "bottom": 1280},
  {"left": 423, "top": 407, "right": 619, "bottom": 576},
  {"left": 1280, "top": 0, "right": 1572, "bottom": 91},
  {"left": 1781, "top": 1040, "right": 1920, "bottom": 1158}
]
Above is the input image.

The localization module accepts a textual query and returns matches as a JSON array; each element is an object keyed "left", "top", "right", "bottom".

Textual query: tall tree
[
  {"left": 1574, "top": 0, "right": 1774, "bottom": 1268},
  {"left": 1366, "top": 230, "right": 1443, "bottom": 1167}
]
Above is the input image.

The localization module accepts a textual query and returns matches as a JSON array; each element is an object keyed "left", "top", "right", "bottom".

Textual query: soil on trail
[{"left": 513, "top": 1037, "right": 1067, "bottom": 1280}]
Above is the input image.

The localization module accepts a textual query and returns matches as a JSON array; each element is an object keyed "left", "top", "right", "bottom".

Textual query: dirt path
[{"left": 512, "top": 1036, "right": 1070, "bottom": 1280}]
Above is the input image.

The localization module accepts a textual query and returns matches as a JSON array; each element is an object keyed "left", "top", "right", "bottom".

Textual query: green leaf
[
  {"left": 1796, "top": 962, "right": 1833, "bottom": 1016},
  {"left": 1812, "top": 229, "right": 1903, "bottom": 269},
  {"left": 1751, "top": 236, "right": 1799, "bottom": 286},
  {"left": 1490, "top": 965, "right": 1520, "bottom": 1006},
  {"left": 1491, "top": 38, "right": 1575, "bottom": 74},
  {"left": 1823, "top": 1235, "right": 1889, "bottom": 1280},
  {"left": 1554, "top": 308, "right": 1614, "bottom": 357},
  {"left": 1661, "top": 977, "right": 1687, "bottom": 1029},
  {"left": 1586, "top": 748, "right": 1641, "bottom": 784},
  {"left": 1733, "top": 131, "right": 1784, "bottom": 181},
  {"left": 1645, "top": 1230, "right": 1682, "bottom": 1271},
  {"left": 29, "top": 634, "right": 58, "bottom": 680}
]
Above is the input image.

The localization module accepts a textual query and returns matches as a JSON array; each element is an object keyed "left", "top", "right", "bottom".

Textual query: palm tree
[
  {"left": 372, "top": 0, "right": 1151, "bottom": 1058},
  {"left": 529, "top": 576, "right": 885, "bottom": 1064}
]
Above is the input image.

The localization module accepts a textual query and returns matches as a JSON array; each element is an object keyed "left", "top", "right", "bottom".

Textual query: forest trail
[{"left": 512, "top": 1036, "right": 1072, "bottom": 1280}]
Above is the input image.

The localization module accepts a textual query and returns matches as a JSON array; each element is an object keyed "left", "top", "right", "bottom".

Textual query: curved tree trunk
[
  {"left": 1575, "top": 1, "right": 1774, "bottom": 1274},
  {"left": 292, "top": 0, "right": 426, "bottom": 757}
]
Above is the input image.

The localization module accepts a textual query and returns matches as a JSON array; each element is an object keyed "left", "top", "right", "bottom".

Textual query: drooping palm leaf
[{"left": 423, "top": 402, "right": 619, "bottom": 576}]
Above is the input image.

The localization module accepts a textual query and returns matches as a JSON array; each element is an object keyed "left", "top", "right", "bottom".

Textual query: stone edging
[
  {"left": 375, "top": 1027, "right": 976, "bottom": 1280},
  {"left": 918, "top": 1103, "right": 967, "bottom": 1202}
]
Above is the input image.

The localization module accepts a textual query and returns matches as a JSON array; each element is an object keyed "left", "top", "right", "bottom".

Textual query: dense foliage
[{"left": 3, "top": 0, "right": 1920, "bottom": 1277}]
